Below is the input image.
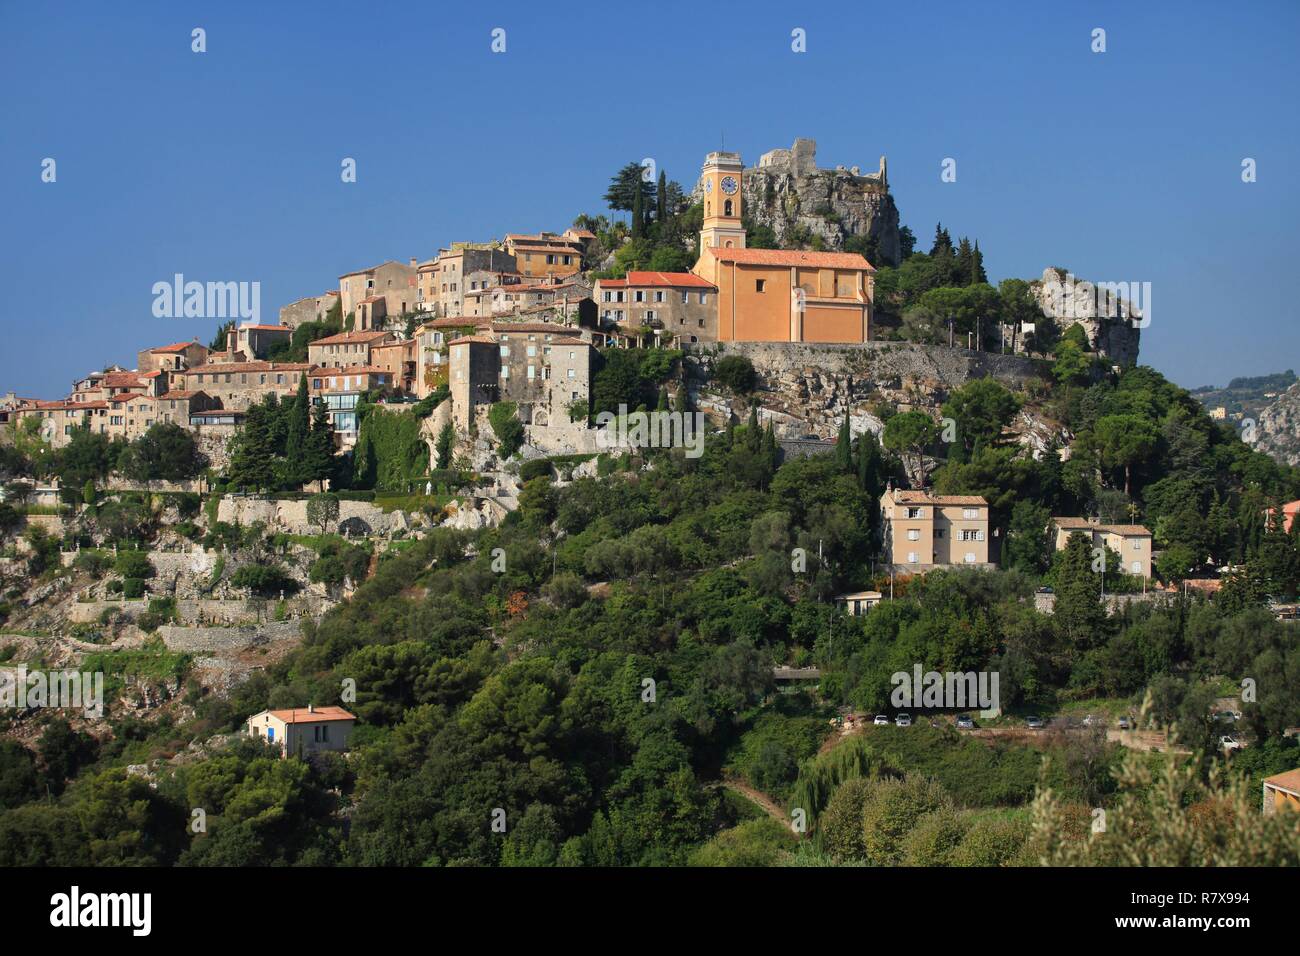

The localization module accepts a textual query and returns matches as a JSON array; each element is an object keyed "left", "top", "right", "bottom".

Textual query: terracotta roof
[
  {"left": 449, "top": 335, "right": 497, "bottom": 346},
  {"left": 150, "top": 341, "right": 201, "bottom": 353},
  {"left": 239, "top": 324, "right": 291, "bottom": 332},
  {"left": 309, "top": 330, "right": 391, "bottom": 346},
  {"left": 708, "top": 247, "right": 875, "bottom": 270},
  {"left": 308, "top": 365, "right": 390, "bottom": 377},
  {"left": 892, "top": 490, "right": 988, "bottom": 506},
  {"left": 567, "top": 228, "right": 596, "bottom": 239},
  {"left": 1264, "top": 769, "right": 1300, "bottom": 793},
  {"left": 264, "top": 705, "right": 356, "bottom": 724},
  {"left": 101, "top": 373, "right": 146, "bottom": 387},
  {"left": 618, "top": 271, "right": 716, "bottom": 289}
]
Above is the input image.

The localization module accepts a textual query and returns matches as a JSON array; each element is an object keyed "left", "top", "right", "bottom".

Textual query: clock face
[{"left": 720, "top": 175, "right": 739, "bottom": 195}]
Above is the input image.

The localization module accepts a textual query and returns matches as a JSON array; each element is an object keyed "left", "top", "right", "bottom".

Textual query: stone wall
[
  {"left": 156, "top": 618, "right": 302, "bottom": 653},
  {"left": 216, "top": 495, "right": 410, "bottom": 537}
]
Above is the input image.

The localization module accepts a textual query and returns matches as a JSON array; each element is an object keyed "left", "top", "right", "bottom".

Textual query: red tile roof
[
  {"left": 239, "top": 324, "right": 291, "bottom": 332},
  {"left": 891, "top": 490, "right": 988, "bottom": 506},
  {"left": 150, "top": 341, "right": 201, "bottom": 353},
  {"left": 265, "top": 705, "right": 356, "bottom": 724},
  {"left": 623, "top": 271, "right": 716, "bottom": 289},
  {"left": 708, "top": 247, "right": 875, "bottom": 270}
]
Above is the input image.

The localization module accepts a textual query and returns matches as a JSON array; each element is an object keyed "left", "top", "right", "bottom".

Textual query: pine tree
[
  {"left": 955, "top": 237, "right": 974, "bottom": 285},
  {"left": 931, "top": 223, "right": 954, "bottom": 256},
  {"left": 435, "top": 421, "right": 456, "bottom": 470},
  {"left": 226, "top": 404, "right": 275, "bottom": 491}
]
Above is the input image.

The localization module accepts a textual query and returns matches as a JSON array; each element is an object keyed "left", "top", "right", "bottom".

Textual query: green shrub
[
  {"left": 519, "top": 459, "right": 553, "bottom": 482},
  {"left": 122, "top": 577, "right": 145, "bottom": 599},
  {"left": 231, "top": 563, "right": 298, "bottom": 597},
  {"left": 714, "top": 355, "right": 757, "bottom": 394},
  {"left": 489, "top": 402, "right": 525, "bottom": 459},
  {"left": 113, "top": 550, "right": 153, "bottom": 579}
]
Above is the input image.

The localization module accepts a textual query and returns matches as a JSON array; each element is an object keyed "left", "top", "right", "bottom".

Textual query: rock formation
[
  {"left": 1030, "top": 267, "right": 1143, "bottom": 365},
  {"left": 1254, "top": 381, "right": 1300, "bottom": 466},
  {"left": 697, "top": 138, "right": 903, "bottom": 266}
]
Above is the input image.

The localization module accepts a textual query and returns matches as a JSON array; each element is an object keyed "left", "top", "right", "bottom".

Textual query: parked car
[
  {"left": 895, "top": 713, "right": 912, "bottom": 727},
  {"left": 955, "top": 714, "right": 974, "bottom": 729},
  {"left": 1221, "top": 734, "right": 1245, "bottom": 752},
  {"left": 1117, "top": 716, "right": 1132, "bottom": 730},
  {"left": 873, "top": 715, "right": 890, "bottom": 726},
  {"left": 1025, "top": 715, "right": 1045, "bottom": 729}
]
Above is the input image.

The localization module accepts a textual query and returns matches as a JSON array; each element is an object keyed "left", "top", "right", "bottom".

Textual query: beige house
[
  {"left": 880, "top": 488, "right": 991, "bottom": 569},
  {"left": 1263, "top": 769, "right": 1300, "bottom": 815},
  {"left": 137, "top": 340, "right": 209, "bottom": 375},
  {"left": 503, "top": 232, "right": 583, "bottom": 279},
  {"left": 1052, "top": 517, "right": 1152, "bottom": 577},
  {"left": 172, "top": 361, "right": 312, "bottom": 411},
  {"left": 835, "top": 591, "right": 883, "bottom": 615},
  {"left": 422, "top": 246, "right": 517, "bottom": 318},
  {"left": 246, "top": 705, "right": 356, "bottom": 758}
]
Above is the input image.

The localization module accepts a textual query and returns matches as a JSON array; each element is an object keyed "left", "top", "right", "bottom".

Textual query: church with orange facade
[{"left": 691, "top": 151, "right": 875, "bottom": 343}]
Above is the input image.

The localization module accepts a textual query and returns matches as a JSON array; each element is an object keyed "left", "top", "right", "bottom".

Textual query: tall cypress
[
  {"left": 631, "top": 185, "right": 644, "bottom": 239},
  {"left": 656, "top": 170, "right": 668, "bottom": 223},
  {"left": 837, "top": 409, "right": 852, "bottom": 471},
  {"left": 284, "top": 374, "right": 310, "bottom": 485}
]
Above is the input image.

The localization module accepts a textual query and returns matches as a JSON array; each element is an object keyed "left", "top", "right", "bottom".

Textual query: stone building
[
  {"left": 503, "top": 232, "right": 583, "bottom": 279},
  {"left": 594, "top": 271, "right": 717, "bottom": 346},
  {"left": 307, "top": 330, "right": 395, "bottom": 370},
  {"left": 420, "top": 246, "right": 517, "bottom": 318},
  {"left": 338, "top": 260, "right": 417, "bottom": 326},
  {"left": 279, "top": 291, "right": 339, "bottom": 329},
  {"left": 234, "top": 323, "right": 292, "bottom": 360},
  {"left": 136, "top": 340, "right": 209, "bottom": 375},
  {"left": 448, "top": 326, "right": 593, "bottom": 432},
  {"left": 172, "top": 361, "right": 312, "bottom": 411}
]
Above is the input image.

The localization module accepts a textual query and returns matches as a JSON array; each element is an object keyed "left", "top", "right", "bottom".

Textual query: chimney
[
  {"left": 307, "top": 703, "right": 314, "bottom": 713},
  {"left": 409, "top": 257, "right": 417, "bottom": 268}
]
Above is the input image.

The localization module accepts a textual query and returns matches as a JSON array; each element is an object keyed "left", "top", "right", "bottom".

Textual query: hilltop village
[{"left": 2, "top": 139, "right": 1299, "bottom": 870}]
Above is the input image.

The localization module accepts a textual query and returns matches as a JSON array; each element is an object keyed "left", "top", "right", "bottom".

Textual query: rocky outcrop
[
  {"left": 1254, "top": 382, "right": 1300, "bottom": 466},
  {"left": 697, "top": 138, "right": 902, "bottom": 266},
  {"left": 1031, "top": 267, "right": 1142, "bottom": 365}
]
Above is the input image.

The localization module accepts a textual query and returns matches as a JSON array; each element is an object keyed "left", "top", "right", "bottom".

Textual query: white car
[
  {"left": 1221, "top": 735, "right": 1245, "bottom": 752},
  {"left": 955, "top": 714, "right": 975, "bottom": 729},
  {"left": 873, "top": 715, "right": 890, "bottom": 726},
  {"left": 895, "top": 713, "right": 912, "bottom": 727}
]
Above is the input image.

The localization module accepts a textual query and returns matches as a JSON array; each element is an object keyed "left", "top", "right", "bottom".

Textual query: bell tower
[{"left": 699, "top": 151, "right": 746, "bottom": 254}]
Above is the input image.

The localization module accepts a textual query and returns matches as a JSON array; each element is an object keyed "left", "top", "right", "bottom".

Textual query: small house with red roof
[{"left": 246, "top": 705, "right": 357, "bottom": 758}]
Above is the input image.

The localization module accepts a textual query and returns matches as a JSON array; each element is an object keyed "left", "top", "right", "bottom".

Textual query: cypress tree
[
  {"left": 747, "top": 405, "right": 761, "bottom": 452},
  {"left": 303, "top": 401, "right": 335, "bottom": 492},
  {"left": 631, "top": 185, "right": 644, "bottom": 239},
  {"left": 284, "top": 374, "right": 310, "bottom": 485},
  {"left": 227, "top": 404, "right": 275, "bottom": 491},
  {"left": 656, "top": 169, "right": 668, "bottom": 223},
  {"left": 837, "top": 410, "right": 852, "bottom": 471}
]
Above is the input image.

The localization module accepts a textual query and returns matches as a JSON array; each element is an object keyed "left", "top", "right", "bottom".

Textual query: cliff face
[
  {"left": 1254, "top": 382, "right": 1300, "bottom": 467},
  {"left": 699, "top": 138, "right": 902, "bottom": 265}
]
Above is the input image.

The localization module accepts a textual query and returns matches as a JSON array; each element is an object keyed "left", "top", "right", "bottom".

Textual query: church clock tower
[{"left": 699, "top": 151, "right": 746, "bottom": 254}]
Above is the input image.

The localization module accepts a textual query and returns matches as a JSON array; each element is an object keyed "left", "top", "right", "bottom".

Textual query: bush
[
  {"left": 519, "top": 459, "right": 553, "bottom": 482},
  {"left": 489, "top": 403, "right": 525, "bottom": 459},
  {"left": 230, "top": 563, "right": 298, "bottom": 597},
  {"left": 714, "top": 355, "right": 757, "bottom": 394},
  {"left": 113, "top": 550, "right": 153, "bottom": 579},
  {"left": 859, "top": 775, "right": 951, "bottom": 866},
  {"left": 122, "top": 577, "right": 145, "bottom": 599},
  {"left": 73, "top": 550, "right": 113, "bottom": 578}
]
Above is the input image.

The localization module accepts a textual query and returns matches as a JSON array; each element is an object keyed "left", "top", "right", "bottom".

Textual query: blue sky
[{"left": 2, "top": 0, "right": 1297, "bottom": 396}]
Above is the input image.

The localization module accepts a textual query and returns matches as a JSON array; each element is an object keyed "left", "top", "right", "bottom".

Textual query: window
[
  {"left": 681, "top": 291, "right": 689, "bottom": 304},
  {"left": 964, "top": 553, "right": 977, "bottom": 563},
  {"left": 526, "top": 345, "right": 536, "bottom": 357},
  {"left": 500, "top": 345, "right": 509, "bottom": 357},
  {"left": 907, "top": 529, "right": 920, "bottom": 541},
  {"left": 527, "top": 365, "right": 535, "bottom": 379},
  {"left": 567, "top": 368, "right": 575, "bottom": 379},
  {"left": 635, "top": 291, "right": 645, "bottom": 303},
  {"left": 654, "top": 291, "right": 664, "bottom": 303},
  {"left": 1131, "top": 539, "right": 1142, "bottom": 550},
  {"left": 907, "top": 552, "right": 919, "bottom": 564},
  {"left": 699, "top": 292, "right": 708, "bottom": 304},
  {"left": 501, "top": 366, "right": 510, "bottom": 379},
  {"left": 962, "top": 507, "right": 980, "bottom": 519},
  {"left": 1131, "top": 561, "right": 1142, "bottom": 573},
  {"left": 756, "top": 279, "right": 766, "bottom": 293},
  {"left": 906, "top": 507, "right": 923, "bottom": 519}
]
